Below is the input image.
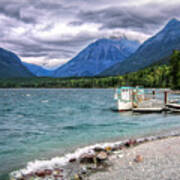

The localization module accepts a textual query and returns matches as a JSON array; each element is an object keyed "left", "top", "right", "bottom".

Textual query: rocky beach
[
  {"left": 88, "top": 135, "right": 180, "bottom": 180},
  {"left": 10, "top": 132, "right": 180, "bottom": 180}
]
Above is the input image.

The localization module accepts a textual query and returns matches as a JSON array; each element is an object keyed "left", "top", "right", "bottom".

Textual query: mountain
[
  {"left": 101, "top": 18, "right": 180, "bottom": 76},
  {"left": 53, "top": 38, "right": 140, "bottom": 77},
  {"left": 23, "top": 62, "right": 53, "bottom": 77},
  {"left": 0, "top": 48, "right": 34, "bottom": 78}
]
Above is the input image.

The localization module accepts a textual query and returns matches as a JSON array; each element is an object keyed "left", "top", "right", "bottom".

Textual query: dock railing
[{"left": 141, "top": 89, "right": 180, "bottom": 107}]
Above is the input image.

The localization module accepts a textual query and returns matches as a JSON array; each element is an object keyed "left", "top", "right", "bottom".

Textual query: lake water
[{"left": 0, "top": 89, "right": 180, "bottom": 179}]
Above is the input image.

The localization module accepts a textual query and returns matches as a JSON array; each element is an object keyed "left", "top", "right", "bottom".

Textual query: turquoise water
[{"left": 0, "top": 89, "right": 180, "bottom": 179}]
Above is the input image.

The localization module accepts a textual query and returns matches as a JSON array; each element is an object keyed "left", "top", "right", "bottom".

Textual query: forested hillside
[
  {"left": 0, "top": 64, "right": 171, "bottom": 88},
  {"left": 0, "top": 50, "right": 179, "bottom": 89}
]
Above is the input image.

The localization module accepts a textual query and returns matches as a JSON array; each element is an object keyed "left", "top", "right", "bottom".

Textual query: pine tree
[{"left": 170, "top": 50, "right": 180, "bottom": 89}]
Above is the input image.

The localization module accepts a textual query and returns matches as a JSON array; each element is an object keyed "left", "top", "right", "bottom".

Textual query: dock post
[
  {"left": 164, "top": 91, "right": 168, "bottom": 105},
  {"left": 152, "top": 90, "right": 155, "bottom": 99}
]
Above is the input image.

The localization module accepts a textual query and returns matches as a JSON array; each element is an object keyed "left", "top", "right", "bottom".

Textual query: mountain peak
[
  {"left": 94, "top": 37, "right": 139, "bottom": 46},
  {"left": 92, "top": 38, "right": 122, "bottom": 47},
  {"left": 54, "top": 37, "right": 140, "bottom": 77},
  {"left": 101, "top": 17, "right": 180, "bottom": 76},
  {"left": 95, "top": 38, "right": 110, "bottom": 43},
  {"left": 165, "top": 18, "right": 180, "bottom": 28},
  {"left": 169, "top": 18, "right": 179, "bottom": 23}
]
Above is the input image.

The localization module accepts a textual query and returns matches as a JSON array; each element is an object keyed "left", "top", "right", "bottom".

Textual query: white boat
[
  {"left": 114, "top": 87, "right": 144, "bottom": 111},
  {"left": 132, "top": 107, "right": 163, "bottom": 113}
]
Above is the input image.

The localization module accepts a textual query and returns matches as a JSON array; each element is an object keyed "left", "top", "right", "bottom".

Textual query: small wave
[
  {"left": 26, "top": 94, "right": 31, "bottom": 97},
  {"left": 10, "top": 140, "right": 125, "bottom": 179},
  {"left": 97, "top": 122, "right": 138, "bottom": 127},
  {"left": 24, "top": 131, "right": 45, "bottom": 137},
  {"left": 63, "top": 123, "right": 111, "bottom": 130},
  {"left": 63, "top": 123, "right": 94, "bottom": 130},
  {"left": 121, "top": 122, "right": 138, "bottom": 126},
  {"left": 3, "top": 108, "right": 12, "bottom": 112},
  {"left": 41, "top": 100, "right": 49, "bottom": 103},
  {"left": 0, "top": 149, "right": 17, "bottom": 155},
  {"left": 63, "top": 122, "right": 137, "bottom": 131},
  {"left": 0, "top": 128, "right": 10, "bottom": 132}
]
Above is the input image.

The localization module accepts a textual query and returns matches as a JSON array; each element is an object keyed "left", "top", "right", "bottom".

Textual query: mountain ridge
[
  {"left": 23, "top": 62, "right": 53, "bottom": 77},
  {"left": 101, "top": 18, "right": 180, "bottom": 76},
  {"left": 0, "top": 48, "right": 34, "bottom": 78},
  {"left": 53, "top": 38, "right": 140, "bottom": 77}
]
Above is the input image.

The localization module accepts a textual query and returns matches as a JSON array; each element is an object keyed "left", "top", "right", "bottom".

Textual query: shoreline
[
  {"left": 88, "top": 135, "right": 180, "bottom": 180},
  {"left": 10, "top": 131, "right": 180, "bottom": 180}
]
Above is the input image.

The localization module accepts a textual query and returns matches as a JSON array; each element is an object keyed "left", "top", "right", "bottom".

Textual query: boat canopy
[
  {"left": 117, "top": 86, "right": 144, "bottom": 93},
  {"left": 115, "top": 86, "right": 144, "bottom": 103}
]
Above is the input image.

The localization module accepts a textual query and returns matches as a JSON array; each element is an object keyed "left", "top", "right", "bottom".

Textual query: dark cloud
[
  {"left": 0, "top": 1, "right": 37, "bottom": 24},
  {"left": 73, "top": 3, "right": 180, "bottom": 34},
  {"left": 2, "top": 38, "right": 76, "bottom": 60},
  {"left": 0, "top": 0, "right": 180, "bottom": 68}
]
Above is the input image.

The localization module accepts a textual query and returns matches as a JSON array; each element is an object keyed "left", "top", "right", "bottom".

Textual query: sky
[{"left": 0, "top": 0, "right": 180, "bottom": 69}]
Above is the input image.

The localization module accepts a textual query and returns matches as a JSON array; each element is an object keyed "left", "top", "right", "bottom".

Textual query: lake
[{"left": 0, "top": 89, "right": 180, "bottom": 179}]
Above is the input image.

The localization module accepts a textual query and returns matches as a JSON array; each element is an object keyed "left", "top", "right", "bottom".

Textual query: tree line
[{"left": 0, "top": 50, "right": 179, "bottom": 89}]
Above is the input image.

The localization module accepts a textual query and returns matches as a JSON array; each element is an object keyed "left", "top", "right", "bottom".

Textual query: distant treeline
[{"left": 0, "top": 51, "right": 179, "bottom": 89}]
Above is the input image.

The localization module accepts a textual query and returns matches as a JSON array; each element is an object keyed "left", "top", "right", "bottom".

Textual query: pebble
[
  {"left": 134, "top": 155, "right": 143, "bottom": 163},
  {"left": 54, "top": 174, "right": 63, "bottom": 179},
  {"left": 80, "top": 153, "right": 95, "bottom": 163},
  {"left": 44, "top": 169, "right": 52, "bottom": 176},
  {"left": 73, "top": 174, "right": 82, "bottom": 180},
  {"left": 118, "top": 154, "right": 124, "bottom": 158},
  {"left": 125, "top": 139, "right": 137, "bottom": 147},
  {"left": 81, "top": 166, "right": 88, "bottom": 174},
  {"left": 35, "top": 170, "right": 46, "bottom": 177},
  {"left": 94, "top": 147, "right": 105, "bottom": 152},
  {"left": 69, "top": 158, "right": 77, "bottom": 163},
  {"left": 105, "top": 146, "right": 112, "bottom": 152},
  {"left": 97, "top": 151, "right": 108, "bottom": 161}
]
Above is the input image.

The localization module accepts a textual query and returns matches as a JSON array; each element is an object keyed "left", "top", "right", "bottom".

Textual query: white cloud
[{"left": 22, "top": 57, "right": 68, "bottom": 69}]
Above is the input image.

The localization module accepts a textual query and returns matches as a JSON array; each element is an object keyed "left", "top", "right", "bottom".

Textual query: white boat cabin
[{"left": 114, "top": 86, "right": 144, "bottom": 111}]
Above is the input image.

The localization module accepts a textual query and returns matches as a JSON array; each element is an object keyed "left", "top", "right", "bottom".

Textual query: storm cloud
[{"left": 0, "top": 0, "right": 180, "bottom": 69}]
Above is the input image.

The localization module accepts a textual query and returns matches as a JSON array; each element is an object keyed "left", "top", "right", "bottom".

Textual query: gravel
[{"left": 87, "top": 136, "right": 180, "bottom": 180}]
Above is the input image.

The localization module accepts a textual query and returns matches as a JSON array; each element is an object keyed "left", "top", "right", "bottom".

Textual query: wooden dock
[
  {"left": 114, "top": 88, "right": 180, "bottom": 114},
  {"left": 166, "top": 103, "right": 180, "bottom": 109},
  {"left": 168, "top": 108, "right": 180, "bottom": 113},
  {"left": 132, "top": 90, "right": 180, "bottom": 114},
  {"left": 132, "top": 108, "right": 163, "bottom": 113}
]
